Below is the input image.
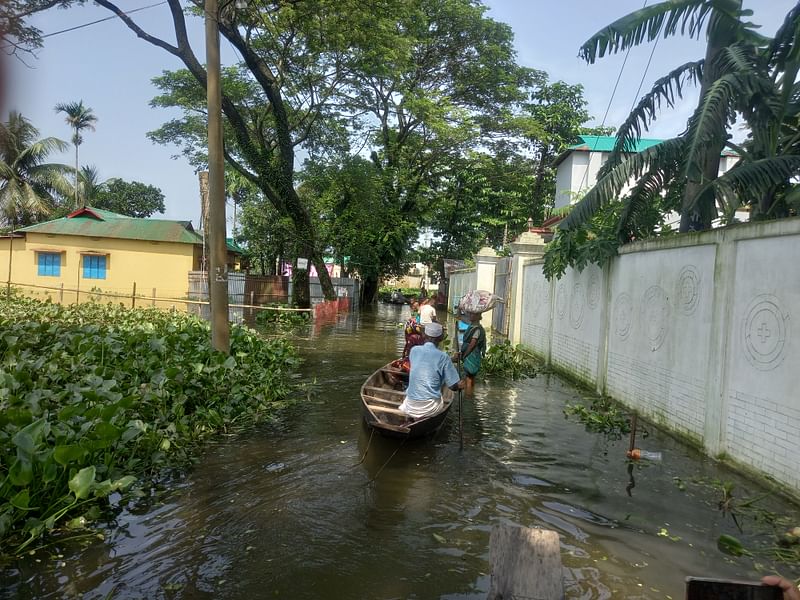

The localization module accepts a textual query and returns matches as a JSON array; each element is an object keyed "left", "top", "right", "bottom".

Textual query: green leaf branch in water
[
  {"left": 0, "top": 296, "right": 301, "bottom": 553},
  {"left": 482, "top": 341, "right": 537, "bottom": 380}
]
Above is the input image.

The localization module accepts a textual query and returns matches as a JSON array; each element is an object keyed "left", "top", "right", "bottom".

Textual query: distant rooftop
[
  {"left": 18, "top": 206, "right": 203, "bottom": 245},
  {"left": 553, "top": 135, "right": 737, "bottom": 167}
]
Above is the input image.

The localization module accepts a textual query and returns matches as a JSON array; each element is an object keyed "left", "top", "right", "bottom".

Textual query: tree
[
  {"left": 299, "top": 156, "right": 409, "bottom": 299},
  {"left": 54, "top": 100, "right": 97, "bottom": 209},
  {"left": 0, "top": 112, "right": 72, "bottom": 290},
  {"left": 91, "top": 178, "right": 166, "bottom": 218},
  {"left": 418, "top": 150, "right": 535, "bottom": 283},
  {"left": 77, "top": 165, "right": 102, "bottom": 206},
  {"left": 341, "top": 0, "right": 532, "bottom": 299},
  {"left": 82, "top": 0, "right": 389, "bottom": 307},
  {"left": 0, "top": 111, "right": 71, "bottom": 228},
  {"left": 556, "top": 0, "right": 800, "bottom": 243}
]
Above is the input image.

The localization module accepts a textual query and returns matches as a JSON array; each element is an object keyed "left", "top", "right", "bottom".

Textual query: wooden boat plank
[
  {"left": 380, "top": 368, "right": 408, "bottom": 376},
  {"left": 368, "top": 405, "right": 409, "bottom": 417},
  {"left": 363, "top": 386, "right": 405, "bottom": 397},
  {"left": 363, "top": 395, "right": 402, "bottom": 407},
  {"left": 372, "top": 421, "right": 411, "bottom": 434}
]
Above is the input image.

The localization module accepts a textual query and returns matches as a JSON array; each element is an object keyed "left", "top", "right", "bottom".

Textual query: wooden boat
[{"left": 360, "top": 362, "right": 455, "bottom": 439}]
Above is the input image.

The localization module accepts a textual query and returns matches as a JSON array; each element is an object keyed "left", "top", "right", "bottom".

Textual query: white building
[{"left": 552, "top": 135, "right": 741, "bottom": 225}]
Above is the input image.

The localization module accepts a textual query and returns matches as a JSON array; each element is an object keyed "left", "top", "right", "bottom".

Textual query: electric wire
[
  {"left": 1, "top": 2, "right": 167, "bottom": 52},
  {"left": 576, "top": 0, "right": 650, "bottom": 193}
]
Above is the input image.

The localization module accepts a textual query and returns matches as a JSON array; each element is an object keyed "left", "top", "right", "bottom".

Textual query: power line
[
  {"left": 577, "top": 0, "right": 650, "bottom": 192},
  {"left": 1, "top": 2, "right": 167, "bottom": 51}
]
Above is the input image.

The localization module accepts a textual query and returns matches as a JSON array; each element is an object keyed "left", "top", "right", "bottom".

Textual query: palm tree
[
  {"left": 54, "top": 100, "right": 97, "bottom": 209},
  {"left": 559, "top": 0, "right": 800, "bottom": 236},
  {"left": 78, "top": 165, "right": 104, "bottom": 207},
  {"left": 0, "top": 112, "right": 72, "bottom": 291}
]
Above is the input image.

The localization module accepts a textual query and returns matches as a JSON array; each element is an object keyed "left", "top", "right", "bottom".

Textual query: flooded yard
[{"left": 2, "top": 303, "right": 798, "bottom": 599}]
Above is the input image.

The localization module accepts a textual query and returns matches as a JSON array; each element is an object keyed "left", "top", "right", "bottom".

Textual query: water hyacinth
[{"left": 0, "top": 296, "right": 301, "bottom": 552}]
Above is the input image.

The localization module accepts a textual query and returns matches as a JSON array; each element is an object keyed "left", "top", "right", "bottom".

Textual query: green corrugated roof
[
  {"left": 568, "top": 135, "right": 664, "bottom": 154},
  {"left": 553, "top": 134, "right": 738, "bottom": 167},
  {"left": 552, "top": 135, "right": 663, "bottom": 167},
  {"left": 18, "top": 207, "right": 203, "bottom": 245},
  {"left": 226, "top": 237, "right": 244, "bottom": 254}
]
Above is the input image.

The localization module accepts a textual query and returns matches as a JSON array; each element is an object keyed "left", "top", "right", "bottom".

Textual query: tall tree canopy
[
  {"left": 54, "top": 100, "right": 97, "bottom": 209},
  {"left": 92, "top": 178, "right": 166, "bottom": 218}
]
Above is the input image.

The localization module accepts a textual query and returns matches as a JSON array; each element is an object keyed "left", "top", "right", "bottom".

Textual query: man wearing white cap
[{"left": 399, "top": 322, "right": 464, "bottom": 419}]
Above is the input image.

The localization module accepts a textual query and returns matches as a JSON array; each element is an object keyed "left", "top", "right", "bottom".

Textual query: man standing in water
[
  {"left": 399, "top": 322, "right": 463, "bottom": 419},
  {"left": 418, "top": 297, "right": 437, "bottom": 325}
]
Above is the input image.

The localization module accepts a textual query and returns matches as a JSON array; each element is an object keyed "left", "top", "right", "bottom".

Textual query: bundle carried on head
[{"left": 458, "top": 290, "right": 500, "bottom": 314}]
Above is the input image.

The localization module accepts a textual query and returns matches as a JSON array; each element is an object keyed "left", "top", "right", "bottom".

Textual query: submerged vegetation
[
  {"left": 255, "top": 304, "right": 312, "bottom": 327},
  {"left": 482, "top": 341, "right": 537, "bottom": 380},
  {"left": 0, "top": 296, "right": 300, "bottom": 553},
  {"left": 563, "top": 395, "right": 632, "bottom": 438}
]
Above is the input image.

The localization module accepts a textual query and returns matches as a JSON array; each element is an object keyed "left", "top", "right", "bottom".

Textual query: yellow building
[{"left": 0, "top": 207, "right": 240, "bottom": 307}]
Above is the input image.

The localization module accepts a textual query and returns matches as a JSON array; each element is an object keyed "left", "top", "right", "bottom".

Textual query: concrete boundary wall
[{"left": 512, "top": 218, "right": 800, "bottom": 493}]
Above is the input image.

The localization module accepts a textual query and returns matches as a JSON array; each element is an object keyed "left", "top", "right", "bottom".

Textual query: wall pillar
[
  {"left": 507, "top": 232, "right": 548, "bottom": 345},
  {"left": 474, "top": 246, "right": 500, "bottom": 328}
]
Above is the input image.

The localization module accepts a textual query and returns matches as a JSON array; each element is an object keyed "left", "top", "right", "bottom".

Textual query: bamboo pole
[{"left": 131, "top": 282, "right": 137, "bottom": 308}]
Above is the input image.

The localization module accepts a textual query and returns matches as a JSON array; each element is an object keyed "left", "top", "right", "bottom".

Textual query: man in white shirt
[
  {"left": 399, "top": 322, "right": 463, "bottom": 418},
  {"left": 418, "top": 298, "right": 437, "bottom": 324}
]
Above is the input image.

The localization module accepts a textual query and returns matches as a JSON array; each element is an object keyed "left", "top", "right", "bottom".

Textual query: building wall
[
  {"left": 514, "top": 218, "right": 800, "bottom": 493},
  {"left": 555, "top": 152, "right": 607, "bottom": 210},
  {"left": 0, "top": 232, "right": 197, "bottom": 304}
]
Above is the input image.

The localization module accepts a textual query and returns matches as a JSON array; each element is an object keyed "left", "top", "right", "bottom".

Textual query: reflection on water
[{"left": 2, "top": 303, "right": 799, "bottom": 599}]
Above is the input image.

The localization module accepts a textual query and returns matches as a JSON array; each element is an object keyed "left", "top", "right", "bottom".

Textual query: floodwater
[{"left": 2, "top": 304, "right": 799, "bottom": 599}]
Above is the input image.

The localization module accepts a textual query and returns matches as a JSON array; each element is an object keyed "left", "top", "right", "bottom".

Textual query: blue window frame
[
  {"left": 37, "top": 252, "right": 61, "bottom": 277},
  {"left": 82, "top": 255, "right": 107, "bottom": 279}
]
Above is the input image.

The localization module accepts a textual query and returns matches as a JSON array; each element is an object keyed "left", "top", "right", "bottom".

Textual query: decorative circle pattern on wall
[
  {"left": 742, "top": 294, "right": 790, "bottom": 371},
  {"left": 556, "top": 281, "right": 567, "bottom": 319},
  {"left": 613, "top": 292, "right": 633, "bottom": 340},
  {"left": 587, "top": 267, "right": 601, "bottom": 310},
  {"left": 570, "top": 282, "right": 585, "bottom": 329},
  {"left": 676, "top": 265, "right": 700, "bottom": 315},
  {"left": 642, "top": 285, "right": 670, "bottom": 351}
]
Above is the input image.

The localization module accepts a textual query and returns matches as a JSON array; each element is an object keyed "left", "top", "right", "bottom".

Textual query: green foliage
[
  {"left": 0, "top": 296, "right": 300, "bottom": 552},
  {"left": 92, "top": 178, "right": 165, "bottom": 218},
  {"left": 563, "top": 395, "right": 631, "bottom": 437},
  {"left": 378, "top": 286, "right": 421, "bottom": 300},
  {"left": 299, "top": 156, "right": 411, "bottom": 281},
  {"left": 543, "top": 204, "right": 622, "bottom": 281},
  {"left": 0, "top": 112, "right": 72, "bottom": 228},
  {"left": 482, "top": 341, "right": 537, "bottom": 380},
  {"left": 563, "top": 0, "right": 800, "bottom": 242},
  {"left": 255, "top": 305, "right": 311, "bottom": 327}
]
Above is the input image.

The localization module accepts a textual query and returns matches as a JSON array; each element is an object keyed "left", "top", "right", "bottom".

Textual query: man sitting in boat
[{"left": 399, "top": 322, "right": 464, "bottom": 419}]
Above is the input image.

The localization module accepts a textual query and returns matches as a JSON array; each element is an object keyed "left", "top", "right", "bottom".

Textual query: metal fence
[
  {"left": 289, "top": 276, "right": 360, "bottom": 310},
  {"left": 188, "top": 271, "right": 245, "bottom": 323}
]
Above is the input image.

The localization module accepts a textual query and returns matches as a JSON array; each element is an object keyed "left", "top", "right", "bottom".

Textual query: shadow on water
[{"left": 2, "top": 303, "right": 799, "bottom": 599}]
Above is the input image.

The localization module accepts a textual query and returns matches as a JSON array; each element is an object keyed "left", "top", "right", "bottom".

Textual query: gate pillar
[
  {"left": 508, "top": 231, "right": 548, "bottom": 345},
  {"left": 474, "top": 247, "right": 500, "bottom": 328}
]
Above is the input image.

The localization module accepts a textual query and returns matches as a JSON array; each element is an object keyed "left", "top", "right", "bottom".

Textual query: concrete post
[
  {"left": 507, "top": 231, "right": 548, "bottom": 345},
  {"left": 474, "top": 246, "right": 500, "bottom": 328}
]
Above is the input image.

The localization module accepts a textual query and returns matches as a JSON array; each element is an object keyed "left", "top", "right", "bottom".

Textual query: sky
[{"left": 5, "top": 0, "right": 797, "bottom": 230}]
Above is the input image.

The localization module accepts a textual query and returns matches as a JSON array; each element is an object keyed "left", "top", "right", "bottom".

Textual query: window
[
  {"left": 82, "top": 255, "right": 107, "bottom": 279},
  {"left": 37, "top": 252, "right": 61, "bottom": 277}
]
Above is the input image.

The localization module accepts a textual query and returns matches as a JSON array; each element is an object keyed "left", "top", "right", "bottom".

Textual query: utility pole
[{"left": 205, "top": 0, "right": 230, "bottom": 353}]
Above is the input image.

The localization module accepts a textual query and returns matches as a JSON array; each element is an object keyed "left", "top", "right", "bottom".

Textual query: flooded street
[{"left": 3, "top": 303, "right": 798, "bottom": 599}]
